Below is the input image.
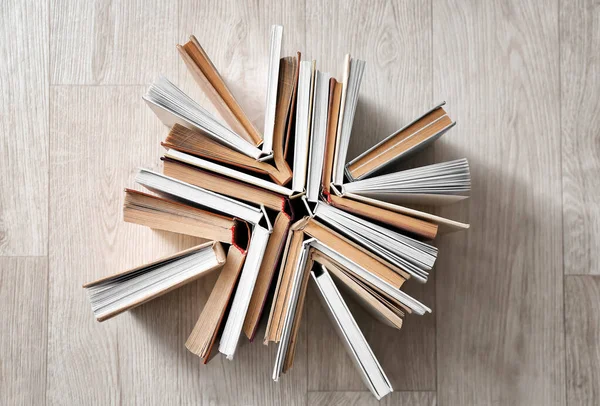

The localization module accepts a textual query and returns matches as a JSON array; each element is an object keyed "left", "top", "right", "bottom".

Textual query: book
[
  {"left": 85, "top": 24, "right": 473, "bottom": 400},
  {"left": 164, "top": 148, "right": 294, "bottom": 196},
  {"left": 339, "top": 192, "right": 470, "bottom": 234},
  {"left": 272, "top": 238, "right": 315, "bottom": 380},
  {"left": 342, "top": 158, "right": 471, "bottom": 205},
  {"left": 143, "top": 76, "right": 262, "bottom": 159},
  {"left": 219, "top": 224, "right": 271, "bottom": 359},
  {"left": 84, "top": 242, "right": 226, "bottom": 322},
  {"left": 186, "top": 245, "right": 247, "bottom": 363},
  {"left": 326, "top": 192, "right": 438, "bottom": 240},
  {"left": 310, "top": 250, "right": 404, "bottom": 329},
  {"left": 346, "top": 102, "right": 456, "bottom": 180},
  {"left": 162, "top": 158, "right": 288, "bottom": 211},
  {"left": 135, "top": 168, "right": 265, "bottom": 225},
  {"left": 308, "top": 239, "right": 430, "bottom": 316},
  {"left": 294, "top": 217, "right": 409, "bottom": 287},
  {"left": 292, "top": 60, "right": 316, "bottom": 192},
  {"left": 310, "top": 265, "right": 393, "bottom": 400},
  {"left": 123, "top": 188, "right": 250, "bottom": 244},
  {"left": 306, "top": 70, "right": 331, "bottom": 201},
  {"left": 322, "top": 78, "right": 343, "bottom": 194},
  {"left": 271, "top": 54, "right": 298, "bottom": 184},
  {"left": 264, "top": 228, "right": 305, "bottom": 344},
  {"left": 331, "top": 55, "right": 350, "bottom": 185},
  {"left": 162, "top": 124, "right": 289, "bottom": 185},
  {"left": 262, "top": 25, "right": 284, "bottom": 155},
  {"left": 243, "top": 208, "right": 293, "bottom": 340},
  {"left": 332, "top": 56, "right": 366, "bottom": 185},
  {"left": 313, "top": 202, "right": 437, "bottom": 283},
  {"left": 177, "top": 35, "right": 262, "bottom": 146}
]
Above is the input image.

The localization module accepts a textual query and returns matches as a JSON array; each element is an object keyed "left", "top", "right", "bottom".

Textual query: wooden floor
[{"left": 1, "top": 0, "right": 599, "bottom": 405}]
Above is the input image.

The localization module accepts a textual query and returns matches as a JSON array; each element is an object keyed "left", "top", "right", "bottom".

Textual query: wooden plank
[
  {"left": 0, "top": 257, "right": 47, "bottom": 404},
  {"left": 0, "top": 0, "right": 48, "bottom": 255},
  {"left": 432, "top": 0, "right": 565, "bottom": 404},
  {"left": 307, "top": 391, "right": 436, "bottom": 406},
  {"left": 176, "top": 3, "right": 308, "bottom": 405},
  {"left": 561, "top": 0, "right": 600, "bottom": 275},
  {"left": 565, "top": 276, "right": 600, "bottom": 404},
  {"left": 305, "top": 0, "right": 436, "bottom": 391},
  {"left": 50, "top": 0, "right": 178, "bottom": 84},
  {"left": 47, "top": 86, "right": 205, "bottom": 404}
]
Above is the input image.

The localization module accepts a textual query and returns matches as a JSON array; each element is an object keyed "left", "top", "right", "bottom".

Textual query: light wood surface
[
  {"left": 307, "top": 391, "right": 436, "bottom": 406},
  {"left": 1, "top": 0, "right": 599, "bottom": 404},
  {"left": 565, "top": 276, "right": 600, "bottom": 405},
  {"left": 0, "top": 258, "right": 47, "bottom": 404},
  {"left": 433, "top": 0, "right": 566, "bottom": 404},
  {"left": 561, "top": 0, "right": 600, "bottom": 275},
  {"left": 0, "top": 0, "right": 48, "bottom": 255}
]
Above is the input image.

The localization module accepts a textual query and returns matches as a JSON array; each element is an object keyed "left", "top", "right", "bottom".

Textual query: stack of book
[{"left": 84, "top": 25, "right": 470, "bottom": 400}]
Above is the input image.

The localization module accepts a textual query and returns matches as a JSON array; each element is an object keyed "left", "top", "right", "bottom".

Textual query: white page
[
  {"left": 272, "top": 238, "right": 314, "bottom": 380},
  {"left": 332, "top": 55, "right": 350, "bottom": 187},
  {"left": 313, "top": 203, "right": 437, "bottom": 282},
  {"left": 219, "top": 225, "right": 271, "bottom": 359},
  {"left": 309, "top": 240, "right": 431, "bottom": 315},
  {"left": 292, "top": 61, "right": 314, "bottom": 192},
  {"left": 262, "top": 25, "right": 283, "bottom": 155},
  {"left": 306, "top": 71, "right": 331, "bottom": 201},
  {"left": 332, "top": 58, "right": 365, "bottom": 185},
  {"left": 135, "top": 169, "right": 263, "bottom": 224},
  {"left": 311, "top": 266, "right": 393, "bottom": 400},
  {"left": 144, "top": 76, "right": 262, "bottom": 159}
]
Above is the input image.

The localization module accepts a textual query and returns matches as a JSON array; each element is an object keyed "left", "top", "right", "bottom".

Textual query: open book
[
  {"left": 86, "top": 24, "right": 474, "bottom": 400},
  {"left": 314, "top": 202, "right": 437, "bottom": 283},
  {"left": 84, "top": 242, "right": 225, "bottom": 321},
  {"left": 342, "top": 158, "right": 471, "bottom": 205},
  {"left": 345, "top": 102, "right": 456, "bottom": 180},
  {"left": 311, "top": 265, "right": 393, "bottom": 400}
]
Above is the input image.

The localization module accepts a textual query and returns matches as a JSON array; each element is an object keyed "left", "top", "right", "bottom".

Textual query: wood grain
[
  {"left": 50, "top": 0, "right": 178, "bottom": 84},
  {"left": 0, "top": 0, "right": 48, "bottom": 255},
  {"left": 47, "top": 86, "right": 205, "bottom": 404},
  {"left": 307, "top": 391, "right": 436, "bottom": 406},
  {"left": 305, "top": 0, "right": 436, "bottom": 391},
  {"left": 565, "top": 276, "right": 600, "bottom": 405},
  {"left": 0, "top": 257, "right": 47, "bottom": 404},
  {"left": 433, "top": 0, "right": 565, "bottom": 404},
  {"left": 561, "top": 0, "right": 600, "bottom": 275}
]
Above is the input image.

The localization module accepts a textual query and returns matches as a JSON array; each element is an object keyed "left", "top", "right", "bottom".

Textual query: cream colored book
[
  {"left": 342, "top": 158, "right": 471, "bottom": 206},
  {"left": 332, "top": 56, "right": 366, "bottom": 185},
  {"left": 186, "top": 245, "right": 247, "bottom": 363},
  {"left": 313, "top": 202, "right": 437, "bottom": 283},
  {"left": 310, "top": 250, "right": 404, "bottom": 329},
  {"left": 345, "top": 102, "right": 456, "bottom": 180},
  {"left": 219, "top": 224, "right": 272, "bottom": 360},
  {"left": 143, "top": 76, "right": 262, "bottom": 159},
  {"left": 310, "top": 265, "right": 393, "bottom": 400},
  {"left": 84, "top": 242, "right": 226, "bottom": 322},
  {"left": 123, "top": 188, "right": 246, "bottom": 243},
  {"left": 177, "top": 35, "right": 262, "bottom": 146}
]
